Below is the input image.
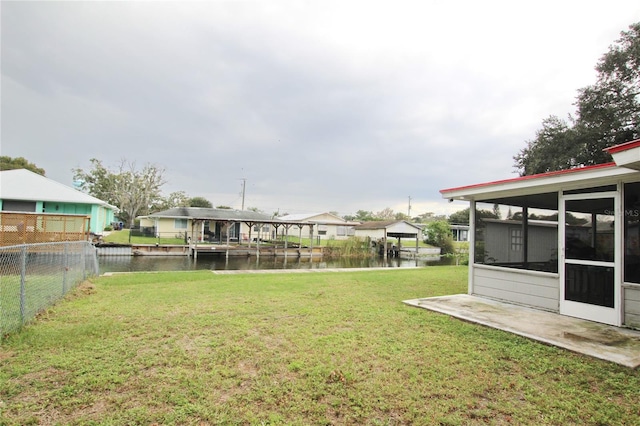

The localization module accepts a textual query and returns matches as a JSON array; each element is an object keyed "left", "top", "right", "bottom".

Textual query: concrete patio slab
[{"left": 403, "top": 294, "right": 640, "bottom": 368}]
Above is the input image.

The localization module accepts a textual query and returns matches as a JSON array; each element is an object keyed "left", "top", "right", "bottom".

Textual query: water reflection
[{"left": 98, "top": 255, "right": 453, "bottom": 273}]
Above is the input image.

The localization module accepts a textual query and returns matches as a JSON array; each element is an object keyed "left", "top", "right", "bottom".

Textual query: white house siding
[
  {"left": 624, "top": 285, "right": 640, "bottom": 329},
  {"left": 354, "top": 229, "right": 386, "bottom": 240},
  {"left": 281, "top": 213, "right": 355, "bottom": 241},
  {"left": 527, "top": 226, "right": 558, "bottom": 264},
  {"left": 155, "top": 218, "right": 191, "bottom": 236},
  {"left": 139, "top": 217, "right": 154, "bottom": 228},
  {"left": 387, "top": 221, "right": 421, "bottom": 235},
  {"left": 473, "top": 265, "right": 559, "bottom": 312},
  {"left": 484, "top": 222, "right": 523, "bottom": 264}
]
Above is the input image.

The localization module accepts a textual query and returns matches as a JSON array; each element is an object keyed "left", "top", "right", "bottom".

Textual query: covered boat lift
[{"left": 140, "top": 207, "right": 317, "bottom": 259}]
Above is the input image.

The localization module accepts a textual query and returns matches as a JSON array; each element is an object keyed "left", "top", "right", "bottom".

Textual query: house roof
[
  {"left": 0, "top": 169, "right": 118, "bottom": 210},
  {"left": 441, "top": 138, "right": 640, "bottom": 202},
  {"left": 604, "top": 138, "right": 640, "bottom": 170},
  {"left": 440, "top": 162, "right": 638, "bottom": 202},
  {"left": 279, "top": 212, "right": 359, "bottom": 225},
  {"left": 279, "top": 212, "right": 323, "bottom": 221},
  {"left": 355, "top": 220, "right": 422, "bottom": 231},
  {"left": 354, "top": 220, "right": 422, "bottom": 238},
  {"left": 144, "top": 207, "right": 274, "bottom": 222},
  {"left": 355, "top": 220, "right": 404, "bottom": 230}
]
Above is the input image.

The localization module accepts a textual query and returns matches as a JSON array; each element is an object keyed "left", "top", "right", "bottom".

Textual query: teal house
[{"left": 0, "top": 168, "right": 118, "bottom": 234}]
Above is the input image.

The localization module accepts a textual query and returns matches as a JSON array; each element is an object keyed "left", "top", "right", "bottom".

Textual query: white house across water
[{"left": 440, "top": 139, "right": 640, "bottom": 329}]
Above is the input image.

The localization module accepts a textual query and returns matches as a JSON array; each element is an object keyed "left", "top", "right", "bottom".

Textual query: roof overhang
[
  {"left": 441, "top": 163, "right": 638, "bottom": 202},
  {"left": 605, "top": 139, "right": 640, "bottom": 170}
]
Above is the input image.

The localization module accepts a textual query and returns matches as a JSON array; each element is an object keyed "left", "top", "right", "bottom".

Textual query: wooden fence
[{"left": 0, "top": 212, "right": 90, "bottom": 247}]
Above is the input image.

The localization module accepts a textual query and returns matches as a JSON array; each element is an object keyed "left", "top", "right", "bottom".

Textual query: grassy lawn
[
  {"left": 102, "top": 229, "right": 186, "bottom": 245},
  {"left": 1, "top": 267, "right": 638, "bottom": 425}
]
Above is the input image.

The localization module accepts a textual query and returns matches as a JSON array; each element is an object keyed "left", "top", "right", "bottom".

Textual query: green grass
[
  {"left": 102, "top": 229, "right": 185, "bottom": 245},
  {"left": 1, "top": 267, "right": 638, "bottom": 425}
]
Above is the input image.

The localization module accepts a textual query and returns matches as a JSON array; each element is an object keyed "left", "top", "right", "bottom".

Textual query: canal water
[{"left": 98, "top": 255, "right": 455, "bottom": 273}]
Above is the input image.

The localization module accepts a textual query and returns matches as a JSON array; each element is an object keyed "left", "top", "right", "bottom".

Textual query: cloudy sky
[{"left": 2, "top": 1, "right": 639, "bottom": 218}]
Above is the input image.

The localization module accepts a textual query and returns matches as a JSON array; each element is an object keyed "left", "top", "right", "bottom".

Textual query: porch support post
[
  {"left": 298, "top": 225, "right": 303, "bottom": 257},
  {"left": 469, "top": 200, "right": 476, "bottom": 294},
  {"left": 226, "top": 221, "right": 231, "bottom": 260},
  {"left": 383, "top": 230, "right": 388, "bottom": 260},
  {"left": 522, "top": 206, "right": 529, "bottom": 268},
  {"left": 283, "top": 224, "right": 292, "bottom": 259},
  {"left": 272, "top": 223, "right": 281, "bottom": 256},
  {"left": 256, "top": 222, "right": 261, "bottom": 258},
  {"left": 191, "top": 220, "right": 197, "bottom": 259},
  {"left": 309, "top": 224, "right": 314, "bottom": 260},
  {"left": 245, "top": 222, "right": 254, "bottom": 251}
]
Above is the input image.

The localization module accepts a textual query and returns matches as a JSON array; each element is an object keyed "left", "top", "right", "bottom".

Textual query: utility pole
[
  {"left": 241, "top": 178, "right": 246, "bottom": 211},
  {"left": 408, "top": 196, "right": 412, "bottom": 218}
]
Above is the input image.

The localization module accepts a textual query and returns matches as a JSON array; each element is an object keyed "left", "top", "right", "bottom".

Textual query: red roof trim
[
  {"left": 604, "top": 138, "right": 640, "bottom": 154},
  {"left": 440, "top": 162, "right": 617, "bottom": 194}
]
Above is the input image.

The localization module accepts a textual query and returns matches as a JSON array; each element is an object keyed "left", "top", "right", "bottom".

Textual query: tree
[
  {"left": 514, "top": 22, "right": 640, "bottom": 175},
  {"left": 348, "top": 210, "right": 375, "bottom": 222},
  {"left": 0, "top": 156, "right": 46, "bottom": 175},
  {"left": 394, "top": 212, "right": 409, "bottom": 221},
  {"left": 424, "top": 220, "right": 455, "bottom": 254},
  {"left": 153, "top": 191, "right": 190, "bottom": 211},
  {"left": 375, "top": 207, "right": 395, "bottom": 220},
  {"left": 189, "top": 197, "right": 212, "bottom": 208},
  {"left": 514, "top": 116, "right": 581, "bottom": 175},
  {"left": 73, "top": 158, "right": 166, "bottom": 226},
  {"left": 576, "top": 22, "right": 640, "bottom": 156},
  {"left": 448, "top": 208, "right": 470, "bottom": 225},
  {"left": 413, "top": 212, "right": 435, "bottom": 223},
  {"left": 448, "top": 207, "right": 500, "bottom": 224}
]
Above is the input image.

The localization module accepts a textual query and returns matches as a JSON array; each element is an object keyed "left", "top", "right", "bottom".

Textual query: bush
[{"left": 424, "top": 220, "right": 455, "bottom": 255}]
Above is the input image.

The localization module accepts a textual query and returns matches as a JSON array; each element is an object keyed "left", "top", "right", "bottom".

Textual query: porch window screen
[
  {"left": 475, "top": 193, "right": 558, "bottom": 273},
  {"left": 624, "top": 182, "right": 640, "bottom": 284}
]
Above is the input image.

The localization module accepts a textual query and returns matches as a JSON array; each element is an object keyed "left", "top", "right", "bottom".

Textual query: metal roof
[
  {"left": 354, "top": 220, "right": 421, "bottom": 231},
  {"left": 440, "top": 163, "right": 638, "bottom": 202},
  {"left": 145, "top": 207, "right": 274, "bottom": 221},
  {"left": 354, "top": 220, "right": 422, "bottom": 238},
  {"left": 279, "top": 212, "right": 359, "bottom": 225},
  {"left": 279, "top": 212, "right": 324, "bottom": 221},
  {"left": 143, "top": 207, "right": 315, "bottom": 226},
  {"left": 0, "top": 169, "right": 118, "bottom": 210}
]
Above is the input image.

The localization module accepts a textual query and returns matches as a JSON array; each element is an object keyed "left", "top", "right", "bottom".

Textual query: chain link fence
[{"left": 0, "top": 241, "right": 99, "bottom": 339}]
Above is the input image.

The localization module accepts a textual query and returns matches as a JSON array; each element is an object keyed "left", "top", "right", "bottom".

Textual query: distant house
[
  {"left": 440, "top": 138, "right": 640, "bottom": 329},
  {"left": 278, "top": 212, "right": 359, "bottom": 241},
  {"left": 354, "top": 220, "right": 423, "bottom": 257},
  {"left": 138, "top": 207, "right": 280, "bottom": 243},
  {"left": 450, "top": 223, "right": 470, "bottom": 241},
  {"left": 0, "top": 168, "right": 118, "bottom": 237}
]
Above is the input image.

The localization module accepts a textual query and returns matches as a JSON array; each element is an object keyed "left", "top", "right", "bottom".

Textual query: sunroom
[{"left": 441, "top": 140, "right": 640, "bottom": 329}]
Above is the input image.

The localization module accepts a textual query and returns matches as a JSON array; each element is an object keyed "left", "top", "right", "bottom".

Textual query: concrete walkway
[{"left": 404, "top": 294, "right": 640, "bottom": 368}]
